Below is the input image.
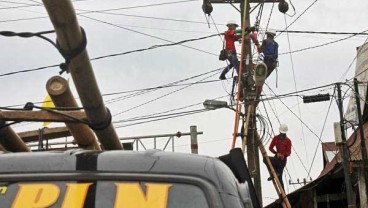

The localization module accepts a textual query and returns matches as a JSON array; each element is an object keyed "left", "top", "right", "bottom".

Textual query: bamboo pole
[
  {"left": 255, "top": 133, "right": 291, "bottom": 208},
  {"left": 46, "top": 76, "right": 101, "bottom": 150},
  {"left": 0, "top": 121, "right": 31, "bottom": 152},
  {"left": 42, "top": 0, "right": 123, "bottom": 150}
]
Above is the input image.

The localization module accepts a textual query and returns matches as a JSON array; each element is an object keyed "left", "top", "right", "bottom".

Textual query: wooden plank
[
  {"left": 19, "top": 127, "right": 71, "bottom": 143},
  {"left": 0, "top": 111, "right": 87, "bottom": 123}
]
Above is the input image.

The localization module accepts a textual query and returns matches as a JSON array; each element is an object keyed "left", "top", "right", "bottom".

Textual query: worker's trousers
[
  {"left": 269, "top": 156, "right": 286, "bottom": 189},
  {"left": 264, "top": 56, "right": 277, "bottom": 78}
]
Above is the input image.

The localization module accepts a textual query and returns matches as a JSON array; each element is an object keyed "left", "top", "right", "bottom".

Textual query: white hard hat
[
  {"left": 266, "top": 28, "right": 277, "bottom": 36},
  {"left": 227, "top": 20, "right": 239, "bottom": 27},
  {"left": 279, "top": 124, "right": 288, "bottom": 134}
]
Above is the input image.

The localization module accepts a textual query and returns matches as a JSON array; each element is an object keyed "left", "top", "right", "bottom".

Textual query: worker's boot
[{"left": 219, "top": 67, "right": 230, "bottom": 80}]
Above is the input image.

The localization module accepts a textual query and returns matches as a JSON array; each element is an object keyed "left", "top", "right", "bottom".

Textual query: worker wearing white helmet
[
  {"left": 219, "top": 20, "right": 255, "bottom": 80},
  {"left": 265, "top": 124, "right": 292, "bottom": 190},
  {"left": 250, "top": 28, "right": 279, "bottom": 78}
]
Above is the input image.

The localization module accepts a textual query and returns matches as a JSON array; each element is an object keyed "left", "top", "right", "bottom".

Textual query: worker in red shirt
[
  {"left": 219, "top": 21, "right": 255, "bottom": 80},
  {"left": 219, "top": 20, "right": 240, "bottom": 80},
  {"left": 267, "top": 124, "right": 292, "bottom": 189}
]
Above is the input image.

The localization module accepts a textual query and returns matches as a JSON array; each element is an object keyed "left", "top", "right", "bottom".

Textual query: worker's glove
[
  {"left": 244, "top": 26, "right": 256, "bottom": 33},
  {"left": 250, "top": 32, "right": 259, "bottom": 45}
]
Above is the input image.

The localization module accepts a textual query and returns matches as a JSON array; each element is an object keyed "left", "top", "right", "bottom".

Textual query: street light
[
  {"left": 203, "top": 99, "right": 229, "bottom": 110},
  {"left": 203, "top": 99, "right": 244, "bottom": 117}
]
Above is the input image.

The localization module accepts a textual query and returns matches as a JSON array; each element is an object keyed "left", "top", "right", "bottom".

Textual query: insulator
[
  {"left": 202, "top": 2, "right": 213, "bottom": 15},
  {"left": 278, "top": 1, "right": 289, "bottom": 14},
  {"left": 254, "top": 62, "right": 268, "bottom": 87}
]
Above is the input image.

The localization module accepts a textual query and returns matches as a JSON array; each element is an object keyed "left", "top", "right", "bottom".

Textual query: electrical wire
[
  {"left": 0, "top": 29, "right": 223, "bottom": 79},
  {"left": 80, "top": 14, "right": 218, "bottom": 56},
  {"left": 279, "top": 28, "right": 368, "bottom": 55},
  {"left": 307, "top": 87, "right": 336, "bottom": 178},
  {"left": 112, "top": 71, "right": 219, "bottom": 117},
  {"left": 277, "top": 0, "right": 318, "bottom": 37},
  {"left": 264, "top": 83, "right": 334, "bottom": 148},
  {"left": 104, "top": 68, "right": 224, "bottom": 105},
  {"left": 283, "top": 14, "right": 308, "bottom": 165},
  {"left": 115, "top": 109, "right": 209, "bottom": 128},
  {"left": 79, "top": 0, "right": 198, "bottom": 12},
  {"left": 277, "top": 30, "right": 368, "bottom": 36},
  {"left": 339, "top": 38, "right": 368, "bottom": 81}
]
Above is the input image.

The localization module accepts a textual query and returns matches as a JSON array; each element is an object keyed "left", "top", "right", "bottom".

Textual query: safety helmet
[
  {"left": 279, "top": 124, "right": 288, "bottom": 134},
  {"left": 227, "top": 20, "right": 239, "bottom": 27},
  {"left": 266, "top": 29, "right": 277, "bottom": 36}
]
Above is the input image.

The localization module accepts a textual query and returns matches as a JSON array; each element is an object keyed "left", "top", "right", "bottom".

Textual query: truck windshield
[{"left": 0, "top": 181, "right": 209, "bottom": 208}]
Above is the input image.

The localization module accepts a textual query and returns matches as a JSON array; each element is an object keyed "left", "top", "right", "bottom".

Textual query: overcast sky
[{"left": 1, "top": 0, "right": 368, "bottom": 205}]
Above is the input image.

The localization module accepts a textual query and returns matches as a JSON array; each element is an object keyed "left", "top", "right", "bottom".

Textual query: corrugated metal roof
[{"left": 318, "top": 122, "right": 368, "bottom": 178}]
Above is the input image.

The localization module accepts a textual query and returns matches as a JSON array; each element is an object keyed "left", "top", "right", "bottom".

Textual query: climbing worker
[
  {"left": 219, "top": 20, "right": 240, "bottom": 80},
  {"left": 219, "top": 21, "right": 255, "bottom": 80},
  {"left": 267, "top": 123, "right": 292, "bottom": 189},
  {"left": 250, "top": 29, "right": 279, "bottom": 78}
]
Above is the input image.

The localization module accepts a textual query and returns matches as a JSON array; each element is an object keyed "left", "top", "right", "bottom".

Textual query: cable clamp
[
  {"left": 57, "top": 27, "right": 87, "bottom": 75},
  {"left": 89, "top": 108, "right": 112, "bottom": 131}
]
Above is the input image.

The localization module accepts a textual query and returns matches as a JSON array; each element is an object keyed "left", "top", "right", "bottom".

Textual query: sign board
[
  {"left": 0, "top": 181, "right": 209, "bottom": 208},
  {"left": 345, "top": 43, "right": 368, "bottom": 126}
]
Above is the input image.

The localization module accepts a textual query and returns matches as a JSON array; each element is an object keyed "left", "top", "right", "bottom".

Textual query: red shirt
[
  {"left": 269, "top": 135, "right": 292, "bottom": 160},
  {"left": 224, "top": 30, "right": 239, "bottom": 52}
]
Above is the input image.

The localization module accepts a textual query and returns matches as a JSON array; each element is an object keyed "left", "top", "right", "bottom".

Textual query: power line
[
  {"left": 0, "top": 0, "right": 34, "bottom": 6},
  {"left": 339, "top": 39, "right": 368, "bottom": 81},
  {"left": 0, "top": 0, "right": 91, "bottom": 10},
  {"left": 115, "top": 109, "right": 209, "bottom": 128},
  {"left": 78, "top": 0, "right": 198, "bottom": 12},
  {"left": 112, "top": 71, "right": 219, "bottom": 117},
  {"left": 277, "top": 0, "right": 318, "bottom": 37},
  {"left": 104, "top": 69, "right": 224, "bottom": 105},
  {"left": 307, "top": 87, "right": 336, "bottom": 178},
  {"left": 279, "top": 28, "right": 368, "bottom": 55},
  {"left": 283, "top": 14, "right": 308, "bottom": 165},
  {"left": 0, "top": 28, "right": 221, "bottom": 79},
  {"left": 277, "top": 30, "right": 368, "bottom": 36},
  {"left": 80, "top": 14, "right": 218, "bottom": 56},
  {"left": 264, "top": 83, "right": 333, "bottom": 145}
]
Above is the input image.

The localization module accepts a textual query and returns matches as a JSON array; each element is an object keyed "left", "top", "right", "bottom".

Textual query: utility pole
[
  {"left": 190, "top": 125, "right": 199, "bottom": 154},
  {"left": 336, "top": 83, "right": 356, "bottom": 208},
  {"left": 353, "top": 78, "right": 368, "bottom": 205},
  {"left": 239, "top": 0, "right": 262, "bottom": 204}
]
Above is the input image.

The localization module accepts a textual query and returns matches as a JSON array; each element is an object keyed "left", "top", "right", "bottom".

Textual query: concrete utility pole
[
  {"left": 46, "top": 76, "right": 101, "bottom": 150},
  {"left": 42, "top": 0, "right": 123, "bottom": 150},
  {"left": 336, "top": 83, "right": 356, "bottom": 208},
  {"left": 190, "top": 125, "right": 199, "bottom": 154}
]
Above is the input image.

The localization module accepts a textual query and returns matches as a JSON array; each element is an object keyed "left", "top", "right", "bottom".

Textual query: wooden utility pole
[
  {"left": 239, "top": 0, "right": 263, "bottom": 204},
  {"left": 46, "top": 76, "right": 101, "bottom": 150},
  {"left": 336, "top": 83, "right": 356, "bottom": 208},
  {"left": 208, "top": 0, "right": 285, "bottom": 206},
  {"left": 354, "top": 78, "right": 368, "bottom": 206},
  {"left": 42, "top": 0, "right": 123, "bottom": 150},
  {"left": 0, "top": 121, "right": 30, "bottom": 152}
]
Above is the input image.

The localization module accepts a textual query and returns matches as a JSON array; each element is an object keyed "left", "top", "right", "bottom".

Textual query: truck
[{"left": 0, "top": 148, "right": 259, "bottom": 208}]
